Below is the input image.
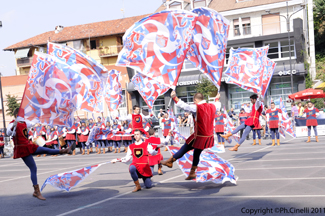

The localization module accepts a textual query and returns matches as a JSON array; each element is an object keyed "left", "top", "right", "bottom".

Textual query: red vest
[
  {"left": 147, "top": 137, "right": 163, "bottom": 166},
  {"left": 65, "top": 125, "right": 77, "bottom": 141},
  {"left": 245, "top": 103, "right": 263, "bottom": 128},
  {"left": 162, "top": 118, "right": 173, "bottom": 136},
  {"left": 0, "top": 136, "right": 4, "bottom": 147},
  {"left": 267, "top": 108, "right": 282, "bottom": 128},
  {"left": 304, "top": 108, "right": 319, "bottom": 126},
  {"left": 129, "top": 141, "right": 152, "bottom": 177},
  {"left": 78, "top": 126, "right": 89, "bottom": 142},
  {"left": 186, "top": 103, "right": 216, "bottom": 150},
  {"left": 13, "top": 121, "right": 38, "bottom": 159},
  {"left": 131, "top": 114, "right": 148, "bottom": 135},
  {"left": 214, "top": 113, "right": 226, "bottom": 133}
]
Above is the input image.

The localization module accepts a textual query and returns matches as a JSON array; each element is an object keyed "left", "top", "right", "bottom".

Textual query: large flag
[
  {"left": 186, "top": 7, "right": 230, "bottom": 90},
  {"left": 18, "top": 52, "right": 84, "bottom": 127},
  {"left": 235, "top": 58, "right": 276, "bottom": 97},
  {"left": 48, "top": 42, "right": 108, "bottom": 113},
  {"left": 131, "top": 73, "right": 170, "bottom": 109},
  {"left": 105, "top": 70, "right": 123, "bottom": 111},
  {"left": 41, "top": 163, "right": 108, "bottom": 192},
  {"left": 116, "top": 10, "right": 198, "bottom": 89},
  {"left": 279, "top": 98, "right": 296, "bottom": 138},
  {"left": 225, "top": 46, "right": 270, "bottom": 93},
  {"left": 168, "top": 146, "right": 236, "bottom": 184},
  {"left": 86, "top": 126, "right": 111, "bottom": 145}
]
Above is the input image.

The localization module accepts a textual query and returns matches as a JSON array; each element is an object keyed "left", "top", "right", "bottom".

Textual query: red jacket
[{"left": 245, "top": 103, "right": 263, "bottom": 128}]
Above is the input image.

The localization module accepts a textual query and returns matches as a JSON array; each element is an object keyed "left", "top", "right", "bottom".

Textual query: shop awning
[
  {"left": 315, "top": 82, "right": 325, "bottom": 89},
  {"left": 15, "top": 48, "right": 30, "bottom": 59}
]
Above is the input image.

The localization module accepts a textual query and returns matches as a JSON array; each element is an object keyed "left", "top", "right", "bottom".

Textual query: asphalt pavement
[{"left": 1, "top": 136, "right": 325, "bottom": 216}]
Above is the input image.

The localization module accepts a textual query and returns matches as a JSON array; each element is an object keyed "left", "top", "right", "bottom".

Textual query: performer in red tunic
[
  {"left": 221, "top": 93, "right": 264, "bottom": 151},
  {"left": 162, "top": 113, "right": 175, "bottom": 151},
  {"left": 78, "top": 121, "right": 90, "bottom": 155},
  {"left": 214, "top": 110, "right": 226, "bottom": 145},
  {"left": 112, "top": 120, "right": 123, "bottom": 153},
  {"left": 161, "top": 91, "right": 220, "bottom": 180},
  {"left": 111, "top": 129, "right": 164, "bottom": 192},
  {"left": 105, "top": 121, "right": 113, "bottom": 153},
  {"left": 147, "top": 128, "right": 170, "bottom": 176},
  {"left": 45, "top": 127, "right": 60, "bottom": 157},
  {"left": 266, "top": 102, "right": 282, "bottom": 146},
  {"left": 7, "top": 108, "right": 72, "bottom": 200},
  {"left": 304, "top": 101, "right": 319, "bottom": 143},
  {"left": 65, "top": 123, "right": 78, "bottom": 156},
  {"left": 117, "top": 105, "right": 153, "bottom": 137},
  {"left": 95, "top": 117, "right": 106, "bottom": 154}
]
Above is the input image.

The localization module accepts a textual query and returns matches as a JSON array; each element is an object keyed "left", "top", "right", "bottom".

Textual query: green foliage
[
  {"left": 305, "top": 72, "right": 313, "bottom": 89},
  {"left": 5, "top": 94, "right": 20, "bottom": 117},
  {"left": 311, "top": 98, "right": 324, "bottom": 109},
  {"left": 314, "top": 0, "right": 325, "bottom": 56},
  {"left": 194, "top": 77, "right": 218, "bottom": 102}
]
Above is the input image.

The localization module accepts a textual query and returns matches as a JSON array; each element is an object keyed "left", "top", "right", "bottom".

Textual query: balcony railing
[
  {"left": 98, "top": 45, "right": 123, "bottom": 57},
  {"left": 17, "top": 57, "right": 33, "bottom": 67}
]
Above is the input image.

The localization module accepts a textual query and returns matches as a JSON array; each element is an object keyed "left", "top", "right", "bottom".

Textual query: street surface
[{"left": 1, "top": 136, "right": 325, "bottom": 216}]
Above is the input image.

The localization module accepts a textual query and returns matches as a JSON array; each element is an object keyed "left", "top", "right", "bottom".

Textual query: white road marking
[
  {"left": 232, "top": 157, "right": 325, "bottom": 163},
  {"left": 112, "top": 195, "right": 325, "bottom": 199},
  {"left": 56, "top": 174, "right": 184, "bottom": 216},
  {"left": 239, "top": 177, "right": 325, "bottom": 181},
  {"left": 236, "top": 165, "right": 325, "bottom": 171}
]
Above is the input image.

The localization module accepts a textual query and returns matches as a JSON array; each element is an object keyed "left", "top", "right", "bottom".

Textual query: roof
[
  {"left": 155, "top": 0, "right": 288, "bottom": 13},
  {"left": 2, "top": 75, "right": 28, "bottom": 87},
  {"left": 4, "top": 14, "right": 149, "bottom": 51}
]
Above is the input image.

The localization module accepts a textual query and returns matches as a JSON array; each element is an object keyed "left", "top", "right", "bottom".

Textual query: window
[
  {"left": 268, "top": 77, "right": 299, "bottom": 111},
  {"left": 140, "top": 95, "right": 165, "bottom": 116},
  {"left": 90, "top": 40, "right": 97, "bottom": 49},
  {"left": 175, "top": 86, "right": 196, "bottom": 114},
  {"left": 169, "top": 1, "right": 182, "bottom": 9},
  {"left": 225, "top": 44, "right": 254, "bottom": 65},
  {"left": 228, "top": 84, "right": 253, "bottom": 114},
  {"left": 119, "top": 90, "right": 126, "bottom": 108},
  {"left": 193, "top": 0, "right": 206, "bottom": 8},
  {"left": 182, "top": 59, "right": 196, "bottom": 70},
  {"left": 242, "top": 17, "right": 251, "bottom": 35},
  {"left": 233, "top": 19, "right": 240, "bottom": 36},
  {"left": 262, "top": 13, "right": 280, "bottom": 36},
  {"left": 265, "top": 40, "right": 295, "bottom": 59}
]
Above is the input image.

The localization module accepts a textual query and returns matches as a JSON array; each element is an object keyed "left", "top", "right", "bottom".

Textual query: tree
[
  {"left": 194, "top": 77, "right": 218, "bottom": 102},
  {"left": 311, "top": 98, "right": 324, "bottom": 109},
  {"left": 6, "top": 94, "right": 20, "bottom": 117},
  {"left": 314, "top": 0, "right": 325, "bottom": 56}
]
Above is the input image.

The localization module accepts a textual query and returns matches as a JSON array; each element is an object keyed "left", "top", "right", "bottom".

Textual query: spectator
[
  {"left": 177, "top": 115, "right": 182, "bottom": 126},
  {"left": 263, "top": 105, "right": 269, "bottom": 139},
  {"left": 297, "top": 102, "right": 304, "bottom": 117},
  {"left": 228, "top": 108, "right": 237, "bottom": 121}
]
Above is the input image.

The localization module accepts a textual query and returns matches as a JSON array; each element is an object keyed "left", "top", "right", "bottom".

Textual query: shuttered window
[{"left": 262, "top": 13, "right": 280, "bottom": 35}]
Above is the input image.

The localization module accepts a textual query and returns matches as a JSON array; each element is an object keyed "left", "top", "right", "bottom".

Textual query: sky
[{"left": 0, "top": 0, "right": 162, "bottom": 77}]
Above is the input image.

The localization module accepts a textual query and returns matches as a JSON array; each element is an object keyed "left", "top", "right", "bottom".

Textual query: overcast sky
[{"left": 0, "top": 0, "right": 162, "bottom": 77}]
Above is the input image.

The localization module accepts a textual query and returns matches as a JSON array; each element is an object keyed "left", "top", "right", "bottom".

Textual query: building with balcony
[
  {"left": 126, "top": 0, "right": 314, "bottom": 115},
  {"left": 3, "top": 14, "right": 149, "bottom": 118}
]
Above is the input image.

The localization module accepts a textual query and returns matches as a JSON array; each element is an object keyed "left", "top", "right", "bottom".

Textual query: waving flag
[
  {"left": 41, "top": 163, "right": 108, "bottom": 192},
  {"left": 225, "top": 46, "right": 269, "bottom": 92},
  {"left": 168, "top": 146, "right": 236, "bottom": 184},
  {"left": 236, "top": 58, "right": 276, "bottom": 97},
  {"left": 18, "top": 52, "right": 85, "bottom": 127},
  {"left": 279, "top": 98, "right": 296, "bottom": 138},
  {"left": 131, "top": 73, "right": 170, "bottom": 109},
  {"left": 105, "top": 70, "right": 123, "bottom": 111},
  {"left": 86, "top": 126, "right": 111, "bottom": 145},
  {"left": 168, "top": 108, "right": 186, "bottom": 145},
  {"left": 186, "top": 8, "right": 230, "bottom": 90},
  {"left": 116, "top": 10, "right": 198, "bottom": 89},
  {"left": 48, "top": 42, "right": 108, "bottom": 113}
]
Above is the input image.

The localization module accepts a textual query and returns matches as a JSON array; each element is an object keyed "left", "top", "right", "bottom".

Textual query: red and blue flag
[{"left": 105, "top": 70, "right": 123, "bottom": 111}]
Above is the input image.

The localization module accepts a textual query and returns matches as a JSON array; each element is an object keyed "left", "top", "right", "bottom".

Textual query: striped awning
[
  {"left": 14, "top": 48, "right": 30, "bottom": 59},
  {"left": 315, "top": 82, "right": 325, "bottom": 89}
]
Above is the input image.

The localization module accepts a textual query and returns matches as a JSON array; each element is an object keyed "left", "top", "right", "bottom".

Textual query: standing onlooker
[
  {"left": 186, "top": 112, "right": 194, "bottom": 134},
  {"left": 177, "top": 115, "right": 182, "bottom": 126},
  {"left": 297, "top": 102, "right": 304, "bottom": 117},
  {"left": 291, "top": 103, "right": 298, "bottom": 130},
  {"left": 262, "top": 105, "right": 269, "bottom": 139},
  {"left": 228, "top": 108, "right": 237, "bottom": 121}
]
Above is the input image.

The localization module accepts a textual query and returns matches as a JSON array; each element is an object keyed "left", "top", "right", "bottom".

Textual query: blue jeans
[
  {"left": 105, "top": 140, "right": 113, "bottom": 147},
  {"left": 124, "top": 140, "right": 132, "bottom": 147},
  {"left": 53, "top": 144, "right": 59, "bottom": 150},
  {"left": 114, "top": 141, "right": 121, "bottom": 148},
  {"left": 81, "top": 142, "right": 89, "bottom": 149},
  {"left": 216, "top": 132, "right": 225, "bottom": 143},
  {"left": 270, "top": 128, "right": 280, "bottom": 139},
  {"left": 129, "top": 165, "right": 152, "bottom": 188},
  {"left": 253, "top": 129, "right": 261, "bottom": 140},
  {"left": 308, "top": 126, "right": 317, "bottom": 136},
  {"left": 22, "top": 147, "right": 60, "bottom": 185},
  {"left": 66, "top": 140, "right": 76, "bottom": 148},
  {"left": 231, "top": 123, "right": 253, "bottom": 145},
  {"left": 265, "top": 124, "right": 269, "bottom": 137}
]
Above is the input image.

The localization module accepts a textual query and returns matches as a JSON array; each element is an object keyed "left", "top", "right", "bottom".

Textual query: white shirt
[{"left": 7, "top": 117, "right": 34, "bottom": 137}]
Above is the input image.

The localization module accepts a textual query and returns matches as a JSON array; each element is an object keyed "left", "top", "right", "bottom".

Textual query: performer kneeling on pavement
[
  {"left": 7, "top": 108, "right": 73, "bottom": 201},
  {"left": 304, "top": 101, "right": 320, "bottom": 143},
  {"left": 147, "top": 128, "right": 170, "bottom": 176},
  {"left": 111, "top": 129, "right": 166, "bottom": 192},
  {"left": 221, "top": 93, "right": 264, "bottom": 151},
  {"left": 161, "top": 91, "right": 220, "bottom": 180},
  {"left": 266, "top": 102, "right": 282, "bottom": 146}
]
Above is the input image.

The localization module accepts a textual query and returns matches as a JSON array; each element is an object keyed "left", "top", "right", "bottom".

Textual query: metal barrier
[{"left": 157, "top": 126, "right": 192, "bottom": 138}]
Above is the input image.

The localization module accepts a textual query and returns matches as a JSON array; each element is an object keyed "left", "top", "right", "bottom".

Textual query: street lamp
[{"left": 266, "top": 1, "right": 305, "bottom": 94}]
